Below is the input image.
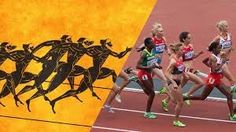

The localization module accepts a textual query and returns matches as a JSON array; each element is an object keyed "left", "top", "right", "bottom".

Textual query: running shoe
[
  {"left": 104, "top": 105, "right": 115, "bottom": 113},
  {"left": 115, "top": 94, "right": 122, "bottom": 103},
  {"left": 128, "top": 75, "right": 138, "bottom": 82},
  {"left": 193, "top": 70, "right": 200, "bottom": 75},
  {"left": 161, "top": 99, "right": 168, "bottom": 112},
  {"left": 159, "top": 87, "right": 167, "bottom": 94},
  {"left": 144, "top": 112, "right": 157, "bottom": 119},
  {"left": 229, "top": 114, "right": 236, "bottom": 121},
  {"left": 230, "top": 85, "right": 236, "bottom": 93},
  {"left": 173, "top": 120, "right": 186, "bottom": 127},
  {"left": 183, "top": 93, "right": 191, "bottom": 106}
]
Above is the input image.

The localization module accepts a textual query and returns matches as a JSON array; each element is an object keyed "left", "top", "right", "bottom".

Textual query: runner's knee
[
  {"left": 226, "top": 93, "right": 232, "bottom": 100},
  {"left": 149, "top": 91, "right": 155, "bottom": 97}
]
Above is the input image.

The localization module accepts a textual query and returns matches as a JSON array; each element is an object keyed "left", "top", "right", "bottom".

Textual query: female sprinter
[
  {"left": 137, "top": 23, "right": 171, "bottom": 112},
  {"left": 162, "top": 32, "right": 205, "bottom": 109},
  {"left": 113, "top": 67, "right": 138, "bottom": 103},
  {"left": 212, "top": 20, "right": 236, "bottom": 92},
  {"left": 104, "top": 68, "right": 138, "bottom": 113},
  {"left": 165, "top": 43, "right": 187, "bottom": 127},
  {"left": 136, "top": 37, "right": 162, "bottom": 119},
  {"left": 184, "top": 41, "right": 236, "bottom": 121},
  {"left": 179, "top": 32, "right": 204, "bottom": 104}
]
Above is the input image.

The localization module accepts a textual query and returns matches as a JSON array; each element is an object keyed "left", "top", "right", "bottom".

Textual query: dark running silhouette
[
  {"left": 0, "top": 44, "right": 40, "bottom": 107},
  {"left": 23, "top": 37, "right": 95, "bottom": 112},
  {"left": 14, "top": 35, "right": 73, "bottom": 111},
  {"left": 0, "top": 42, "right": 16, "bottom": 106},
  {"left": 49, "top": 39, "right": 132, "bottom": 113},
  {"left": 0, "top": 36, "right": 131, "bottom": 113}
]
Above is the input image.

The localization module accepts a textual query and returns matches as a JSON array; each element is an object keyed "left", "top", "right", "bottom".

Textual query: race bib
[
  {"left": 184, "top": 51, "right": 194, "bottom": 59},
  {"left": 141, "top": 75, "right": 148, "bottom": 80},
  {"left": 147, "top": 58, "right": 157, "bottom": 66},
  {"left": 221, "top": 41, "right": 232, "bottom": 49},
  {"left": 155, "top": 44, "right": 165, "bottom": 53},
  {"left": 177, "top": 65, "right": 185, "bottom": 72},
  {"left": 208, "top": 77, "right": 215, "bottom": 84}
]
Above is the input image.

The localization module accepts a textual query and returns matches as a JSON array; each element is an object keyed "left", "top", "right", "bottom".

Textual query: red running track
[
  {"left": 125, "top": 0, "right": 236, "bottom": 76},
  {"left": 92, "top": 91, "right": 236, "bottom": 132},
  {"left": 92, "top": 0, "right": 236, "bottom": 131}
]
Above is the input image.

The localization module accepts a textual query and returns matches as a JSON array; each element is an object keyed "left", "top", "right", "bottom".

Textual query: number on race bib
[
  {"left": 208, "top": 77, "right": 215, "bottom": 84},
  {"left": 142, "top": 75, "right": 148, "bottom": 80},
  {"left": 147, "top": 59, "right": 157, "bottom": 66},
  {"left": 155, "top": 45, "right": 165, "bottom": 52},
  {"left": 184, "top": 51, "right": 194, "bottom": 59}
]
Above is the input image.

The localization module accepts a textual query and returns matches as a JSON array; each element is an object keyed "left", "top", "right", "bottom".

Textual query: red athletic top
[
  {"left": 172, "top": 58, "right": 185, "bottom": 74},
  {"left": 182, "top": 44, "right": 194, "bottom": 61},
  {"left": 152, "top": 37, "right": 166, "bottom": 53}
]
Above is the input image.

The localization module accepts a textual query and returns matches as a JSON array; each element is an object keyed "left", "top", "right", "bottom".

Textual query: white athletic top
[{"left": 219, "top": 34, "right": 232, "bottom": 49}]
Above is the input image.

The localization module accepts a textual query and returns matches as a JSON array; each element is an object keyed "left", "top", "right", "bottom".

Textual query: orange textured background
[{"left": 0, "top": 0, "right": 157, "bottom": 131}]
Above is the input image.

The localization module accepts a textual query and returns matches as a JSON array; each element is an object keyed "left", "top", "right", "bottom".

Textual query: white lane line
[
  {"left": 124, "top": 87, "right": 236, "bottom": 102},
  {"left": 110, "top": 107, "right": 236, "bottom": 124},
  {"left": 92, "top": 125, "right": 141, "bottom": 132}
]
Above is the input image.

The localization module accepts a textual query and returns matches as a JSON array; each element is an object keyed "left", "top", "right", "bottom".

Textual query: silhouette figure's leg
[
  {"left": 97, "top": 67, "right": 117, "bottom": 82},
  {"left": 68, "top": 76, "right": 83, "bottom": 103},
  {"left": 68, "top": 65, "right": 87, "bottom": 102},
  {"left": 0, "top": 70, "right": 8, "bottom": 80},
  {"left": 17, "top": 73, "right": 36, "bottom": 96},
  {"left": 0, "top": 82, "right": 11, "bottom": 107},
  {"left": 25, "top": 90, "right": 45, "bottom": 112}
]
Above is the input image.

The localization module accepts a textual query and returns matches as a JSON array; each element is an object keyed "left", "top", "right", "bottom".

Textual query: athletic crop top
[
  {"left": 219, "top": 34, "right": 232, "bottom": 49},
  {"left": 152, "top": 37, "right": 166, "bottom": 54},
  {"left": 182, "top": 44, "right": 194, "bottom": 61},
  {"left": 172, "top": 58, "right": 185, "bottom": 74},
  {"left": 142, "top": 49, "right": 157, "bottom": 66}
]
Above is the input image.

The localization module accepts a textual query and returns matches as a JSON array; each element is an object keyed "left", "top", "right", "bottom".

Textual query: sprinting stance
[
  {"left": 22, "top": 37, "right": 94, "bottom": 112},
  {"left": 136, "top": 37, "right": 162, "bottom": 119},
  {"left": 0, "top": 44, "right": 40, "bottom": 106},
  {"left": 184, "top": 41, "right": 236, "bottom": 121},
  {"left": 165, "top": 43, "right": 187, "bottom": 127},
  {"left": 15, "top": 35, "right": 72, "bottom": 111},
  {"left": 212, "top": 20, "right": 236, "bottom": 92},
  {"left": 0, "top": 42, "right": 16, "bottom": 106},
  {"left": 48, "top": 39, "right": 132, "bottom": 113},
  {"left": 0, "top": 42, "right": 16, "bottom": 82},
  {"left": 137, "top": 23, "right": 171, "bottom": 112},
  {"left": 104, "top": 68, "right": 138, "bottom": 113},
  {"left": 179, "top": 32, "right": 204, "bottom": 105}
]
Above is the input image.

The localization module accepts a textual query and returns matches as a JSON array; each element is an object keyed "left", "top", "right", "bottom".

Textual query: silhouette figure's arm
[
  {"left": 32, "top": 40, "right": 61, "bottom": 53},
  {"left": 39, "top": 45, "right": 66, "bottom": 60},
  {"left": 0, "top": 53, "right": 9, "bottom": 59},
  {"left": 8, "top": 51, "right": 25, "bottom": 61},
  {"left": 31, "top": 54, "right": 42, "bottom": 62},
  {"left": 110, "top": 47, "right": 132, "bottom": 58},
  {"left": 40, "top": 51, "right": 53, "bottom": 61},
  {"left": 109, "top": 50, "right": 119, "bottom": 57},
  {"left": 86, "top": 47, "right": 102, "bottom": 57},
  {"left": 70, "top": 45, "right": 83, "bottom": 52}
]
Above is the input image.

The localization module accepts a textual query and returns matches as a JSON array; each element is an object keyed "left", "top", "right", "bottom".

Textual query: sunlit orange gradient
[{"left": 0, "top": 0, "right": 157, "bottom": 131}]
